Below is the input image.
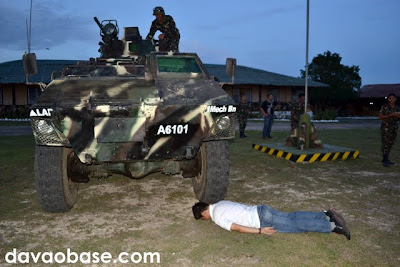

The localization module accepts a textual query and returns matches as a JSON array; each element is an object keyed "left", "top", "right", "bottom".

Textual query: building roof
[
  {"left": 205, "top": 64, "right": 327, "bottom": 87},
  {"left": 360, "top": 84, "right": 400, "bottom": 98},
  {"left": 0, "top": 60, "right": 78, "bottom": 84},
  {"left": 0, "top": 59, "right": 327, "bottom": 88}
]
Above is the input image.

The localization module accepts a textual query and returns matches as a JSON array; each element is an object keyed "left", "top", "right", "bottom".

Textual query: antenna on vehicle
[
  {"left": 226, "top": 58, "right": 237, "bottom": 84},
  {"left": 23, "top": 0, "right": 38, "bottom": 83}
]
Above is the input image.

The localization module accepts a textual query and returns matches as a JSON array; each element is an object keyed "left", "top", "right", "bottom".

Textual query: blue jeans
[
  {"left": 262, "top": 115, "right": 274, "bottom": 138},
  {"left": 257, "top": 205, "right": 331, "bottom": 233}
]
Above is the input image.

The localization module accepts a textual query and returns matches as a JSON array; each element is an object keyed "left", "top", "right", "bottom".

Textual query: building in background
[
  {"left": 206, "top": 64, "right": 327, "bottom": 110},
  {"left": 0, "top": 60, "right": 327, "bottom": 112},
  {"left": 0, "top": 60, "right": 77, "bottom": 107},
  {"left": 359, "top": 84, "right": 400, "bottom": 115}
]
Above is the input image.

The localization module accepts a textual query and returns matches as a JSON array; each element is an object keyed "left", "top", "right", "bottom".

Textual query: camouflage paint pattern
[
  {"left": 290, "top": 100, "right": 304, "bottom": 130},
  {"left": 30, "top": 49, "right": 236, "bottom": 165},
  {"left": 237, "top": 101, "right": 249, "bottom": 135}
]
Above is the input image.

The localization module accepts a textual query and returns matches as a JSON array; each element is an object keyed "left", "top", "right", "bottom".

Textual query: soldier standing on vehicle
[
  {"left": 379, "top": 93, "right": 400, "bottom": 167},
  {"left": 146, "top": 6, "right": 180, "bottom": 52},
  {"left": 291, "top": 93, "right": 305, "bottom": 130},
  {"left": 238, "top": 95, "right": 250, "bottom": 138}
]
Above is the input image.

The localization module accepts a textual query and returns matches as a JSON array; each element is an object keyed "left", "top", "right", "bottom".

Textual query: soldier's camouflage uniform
[
  {"left": 380, "top": 103, "right": 400, "bottom": 156},
  {"left": 237, "top": 101, "right": 250, "bottom": 137},
  {"left": 291, "top": 100, "right": 304, "bottom": 130},
  {"left": 146, "top": 15, "right": 180, "bottom": 52}
]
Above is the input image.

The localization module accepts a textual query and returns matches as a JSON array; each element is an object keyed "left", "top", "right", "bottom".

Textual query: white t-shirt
[{"left": 209, "top": 200, "right": 260, "bottom": 231}]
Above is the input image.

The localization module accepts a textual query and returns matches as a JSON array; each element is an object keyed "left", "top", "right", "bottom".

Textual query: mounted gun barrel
[
  {"left": 93, "top": 16, "right": 123, "bottom": 58},
  {"left": 93, "top": 17, "right": 107, "bottom": 36}
]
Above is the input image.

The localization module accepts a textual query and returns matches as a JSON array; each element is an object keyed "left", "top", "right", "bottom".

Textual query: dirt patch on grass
[{"left": 1, "top": 175, "right": 196, "bottom": 256}]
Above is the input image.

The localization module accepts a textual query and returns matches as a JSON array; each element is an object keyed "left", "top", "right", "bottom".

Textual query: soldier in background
[
  {"left": 238, "top": 95, "right": 250, "bottom": 138},
  {"left": 379, "top": 93, "right": 400, "bottom": 167},
  {"left": 146, "top": 6, "right": 180, "bottom": 52},
  {"left": 291, "top": 93, "right": 305, "bottom": 130}
]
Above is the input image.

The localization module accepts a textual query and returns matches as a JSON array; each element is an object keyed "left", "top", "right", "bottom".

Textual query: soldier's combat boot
[{"left": 382, "top": 155, "right": 390, "bottom": 167}]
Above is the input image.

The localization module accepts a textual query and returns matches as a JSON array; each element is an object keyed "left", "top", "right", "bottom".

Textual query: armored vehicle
[{"left": 30, "top": 18, "right": 237, "bottom": 212}]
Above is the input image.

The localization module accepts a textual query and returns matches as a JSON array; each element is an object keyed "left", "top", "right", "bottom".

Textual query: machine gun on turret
[{"left": 94, "top": 17, "right": 124, "bottom": 58}]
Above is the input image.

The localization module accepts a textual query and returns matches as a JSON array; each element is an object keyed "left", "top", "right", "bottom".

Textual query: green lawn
[
  {"left": 0, "top": 120, "right": 31, "bottom": 127},
  {"left": 0, "top": 128, "right": 399, "bottom": 266}
]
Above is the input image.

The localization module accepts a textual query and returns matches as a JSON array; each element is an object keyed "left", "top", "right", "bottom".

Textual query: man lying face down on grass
[{"left": 192, "top": 200, "right": 350, "bottom": 240}]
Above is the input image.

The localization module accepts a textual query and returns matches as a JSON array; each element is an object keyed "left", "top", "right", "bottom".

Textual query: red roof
[{"left": 360, "top": 84, "right": 400, "bottom": 98}]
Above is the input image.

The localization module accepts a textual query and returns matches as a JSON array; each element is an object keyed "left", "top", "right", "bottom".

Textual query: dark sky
[{"left": 0, "top": 0, "right": 399, "bottom": 86}]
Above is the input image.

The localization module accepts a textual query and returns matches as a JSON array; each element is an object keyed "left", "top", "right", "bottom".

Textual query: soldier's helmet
[{"left": 153, "top": 6, "right": 165, "bottom": 16}]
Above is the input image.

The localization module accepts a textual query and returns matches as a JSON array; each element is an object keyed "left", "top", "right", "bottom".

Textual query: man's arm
[
  {"left": 230, "top": 223, "right": 276, "bottom": 236},
  {"left": 260, "top": 107, "right": 268, "bottom": 117},
  {"left": 379, "top": 112, "right": 398, "bottom": 120},
  {"left": 146, "top": 21, "right": 157, "bottom": 40}
]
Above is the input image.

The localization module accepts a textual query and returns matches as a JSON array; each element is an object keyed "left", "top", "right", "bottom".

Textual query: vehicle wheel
[
  {"left": 34, "top": 146, "right": 78, "bottom": 212},
  {"left": 192, "top": 140, "right": 229, "bottom": 203}
]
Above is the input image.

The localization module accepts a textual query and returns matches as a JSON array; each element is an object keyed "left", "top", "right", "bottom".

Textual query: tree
[{"left": 301, "top": 50, "right": 362, "bottom": 107}]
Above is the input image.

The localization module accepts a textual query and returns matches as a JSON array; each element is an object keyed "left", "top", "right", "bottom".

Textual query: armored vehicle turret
[{"left": 30, "top": 17, "right": 237, "bottom": 212}]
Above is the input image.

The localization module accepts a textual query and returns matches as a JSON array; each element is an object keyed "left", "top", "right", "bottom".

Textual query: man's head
[
  {"left": 298, "top": 93, "right": 305, "bottom": 101},
  {"left": 153, "top": 6, "right": 165, "bottom": 22},
  {"left": 192, "top": 202, "right": 210, "bottom": 220},
  {"left": 387, "top": 93, "right": 397, "bottom": 105},
  {"left": 267, "top": 94, "right": 274, "bottom": 101}
]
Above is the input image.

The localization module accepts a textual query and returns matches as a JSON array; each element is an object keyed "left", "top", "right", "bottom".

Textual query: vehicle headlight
[
  {"left": 216, "top": 116, "right": 230, "bottom": 130},
  {"left": 36, "top": 120, "right": 54, "bottom": 134}
]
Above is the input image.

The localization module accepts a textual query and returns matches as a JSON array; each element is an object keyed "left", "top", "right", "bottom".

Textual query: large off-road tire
[
  {"left": 192, "top": 140, "right": 229, "bottom": 204},
  {"left": 34, "top": 146, "right": 78, "bottom": 212}
]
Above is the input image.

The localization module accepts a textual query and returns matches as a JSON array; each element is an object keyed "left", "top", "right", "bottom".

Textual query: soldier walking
[
  {"left": 146, "top": 6, "right": 180, "bottom": 52},
  {"left": 291, "top": 93, "right": 305, "bottom": 130},
  {"left": 379, "top": 93, "right": 400, "bottom": 167},
  {"left": 238, "top": 95, "right": 250, "bottom": 138}
]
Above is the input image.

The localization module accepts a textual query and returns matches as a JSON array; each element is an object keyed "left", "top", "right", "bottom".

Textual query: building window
[
  {"left": 3, "top": 86, "right": 13, "bottom": 105},
  {"left": 268, "top": 88, "right": 279, "bottom": 101},
  {"left": 28, "top": 87, "right": 41, "bottom": 105},
  {"left": 232, "top": 88, "right": 240, "bottom": 103},
  {"left": 245, "top": 89, "right": 252, "bottom": 103}
]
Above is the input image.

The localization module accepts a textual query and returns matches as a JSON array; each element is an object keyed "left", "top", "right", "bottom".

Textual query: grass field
[
  {"left": 0, "top": 121, "right": 31, "bottom": 127},
  {"left": 0, "top": 128, "right": 399, "bottom": 266}
]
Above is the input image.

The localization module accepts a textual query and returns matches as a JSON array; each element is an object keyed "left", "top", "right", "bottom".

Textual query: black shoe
[
  {"left": 382, "top": 155, "right": 391, "bottom": 167},
  {"left": 383, "top": 160, "right": 390, "bottom": 167},
  {"left": 267, "top": 136, "right": 273, "bottom": 139},
  {"left": 333, "top": 225, "right": 351, "bottom": 240},
  {"left": 326, "top": 208, "right": 346, "bottom": 226},
  {"left": 387, "top": 160, "right": 395, "bottom": 165},
  {"left": 330, "top": 212, "right": 351, "bottom": 240},
  {"left": 331, "top": 214, "right": 346, "bottom": 228}
]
